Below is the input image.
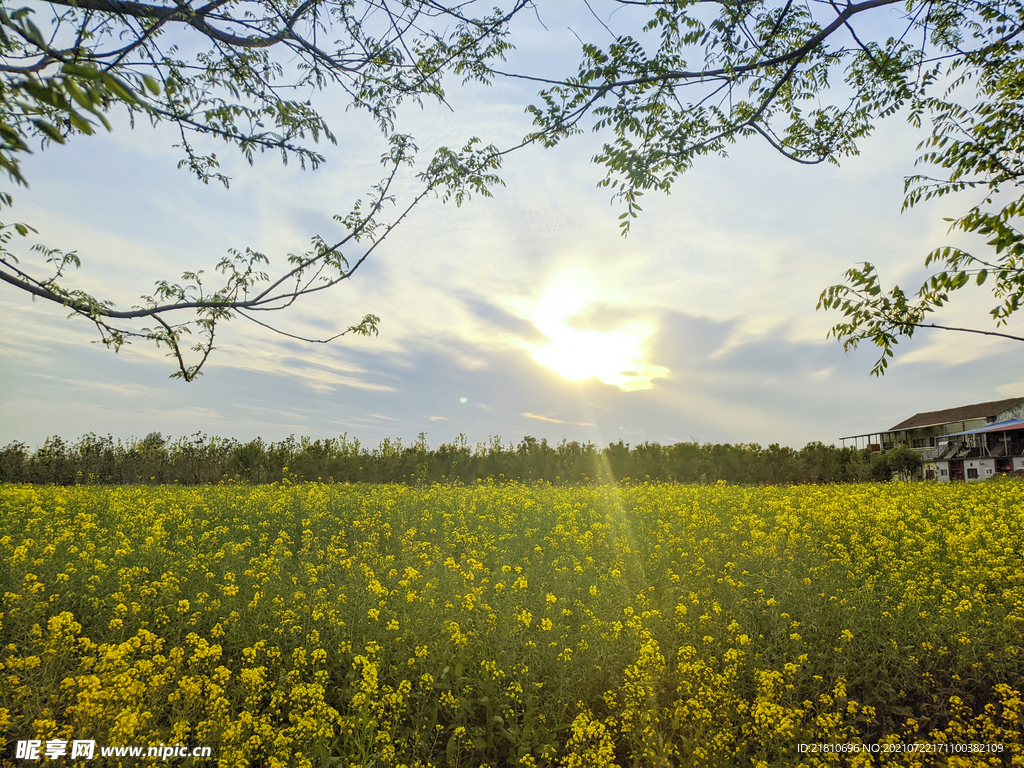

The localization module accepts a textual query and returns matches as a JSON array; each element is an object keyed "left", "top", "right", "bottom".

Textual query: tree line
[{"left": 0, "top": 432, "right": 929, "bottom": 486}]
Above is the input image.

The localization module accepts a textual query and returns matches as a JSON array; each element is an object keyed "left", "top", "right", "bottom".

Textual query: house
[{"left": 841, "top": 397, "right": 1024, "bottom": 481}]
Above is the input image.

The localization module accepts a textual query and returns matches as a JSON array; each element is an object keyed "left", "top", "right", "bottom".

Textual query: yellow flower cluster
[{"left": 1, "top": 479, "right": 1022, "bottom": 766}]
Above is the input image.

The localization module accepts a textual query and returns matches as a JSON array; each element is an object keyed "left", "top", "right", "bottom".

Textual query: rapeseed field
[{"left": 1, "top": 481, "right": 1022, "bottom": 766}]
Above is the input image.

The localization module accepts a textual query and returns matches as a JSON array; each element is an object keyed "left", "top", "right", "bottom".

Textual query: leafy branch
[
  {"left": 0, "top": 132, "right": 504, "bottom": 380},
  {"left": 1, "top": 0, "right": 522, "bottom": 379},
  {"left": 820, "top": 34, "right": 1023, "bottom": 371}
]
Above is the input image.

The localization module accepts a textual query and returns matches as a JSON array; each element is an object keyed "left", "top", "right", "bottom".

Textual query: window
[
  {"left": 940, "top": 469, "right": 947, "bottom": 476},
  {"left": 913, "top": 438, "right": 927, "bottom": 448},
  {"left": 987, "top": 468, "right": 993, "bottom": 475},
  {"left": 967, "top": 468, "right": 979, "bottom": 479},
  {"left": 925, "top": 470, "right": 935, "bottom": 480}
]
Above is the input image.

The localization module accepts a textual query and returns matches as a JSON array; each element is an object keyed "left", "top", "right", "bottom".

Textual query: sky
[{"left": 1, "top": 2, "right": 1021, "bottom": 452}]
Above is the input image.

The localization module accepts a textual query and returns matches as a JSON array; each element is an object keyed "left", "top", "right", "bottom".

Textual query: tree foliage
[
  {"left": 0, "top": 0, "right": 519, "bottom": 378},
  {"left": 818, "top": 40, "right": 1024, "bottom": 372},
  {"left": 2, "top": 0, "right": 1022, "bottom": 377}
]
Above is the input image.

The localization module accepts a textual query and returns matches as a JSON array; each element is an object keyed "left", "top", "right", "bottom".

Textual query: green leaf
[
  {"left": 142, "top": 75, "right": 161, "bottom": 96},
  {"left": 100, "top": 74, "right": 140, "bottom": 105},
  {"left": 64, "top": 78, "right": 95, "bottom": 111},
  {"left": 445, "top": 733, "right": 459, "bottom": 764},
  {"left": 66, "top": 110, "right": 96, "bottom": 135},
  {"left": 31, "top": 120, "right": 66, "bottom": 144},
  {"left": 60, "top": 63, "right": 102, "bottom": 80}
]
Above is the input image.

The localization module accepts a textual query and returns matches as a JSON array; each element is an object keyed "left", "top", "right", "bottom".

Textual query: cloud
[
  {"left": 456, "top": 292, "right": 547, "bottom": 343},
  {"left": 522, "top": 412, "right": 595, "bottom": 426},
  {"left": 998, "top": 379, "right": 1024, "bottom": 397}
]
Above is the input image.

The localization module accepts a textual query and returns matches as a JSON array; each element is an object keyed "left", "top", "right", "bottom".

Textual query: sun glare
[{"left": 522, "top": 272, "right": 668, "bottom": 391}]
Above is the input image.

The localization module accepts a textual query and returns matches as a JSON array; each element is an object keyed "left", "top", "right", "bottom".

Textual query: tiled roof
[{"left": 889, "top": 397, "right": 1024, "bottom": 431}]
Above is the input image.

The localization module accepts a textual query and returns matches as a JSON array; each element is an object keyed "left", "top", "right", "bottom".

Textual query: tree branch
[{"left": 911, "top": 322, "right": 1024, "bottom": 342}]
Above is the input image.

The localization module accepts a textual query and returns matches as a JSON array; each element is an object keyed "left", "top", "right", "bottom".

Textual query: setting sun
[{"left": 521, "top": 272, "right": 669, "bottom": 391}]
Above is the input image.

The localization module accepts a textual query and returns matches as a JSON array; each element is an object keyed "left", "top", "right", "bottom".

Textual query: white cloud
[{"left": 522, "top": 412, "right": 594, "bottom": 427}]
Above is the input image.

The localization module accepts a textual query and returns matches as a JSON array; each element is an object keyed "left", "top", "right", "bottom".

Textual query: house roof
[
  {"left": 889, "top": 397, "right": 1024, "bottom": 431},
  {"left": 940, "top": 419, "right": 1024, "bottom": 438}
]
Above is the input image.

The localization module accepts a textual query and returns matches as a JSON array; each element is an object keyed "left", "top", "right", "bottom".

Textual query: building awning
[{"left": 938, "top": 419, "right": 1024, "bottom": 439}]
